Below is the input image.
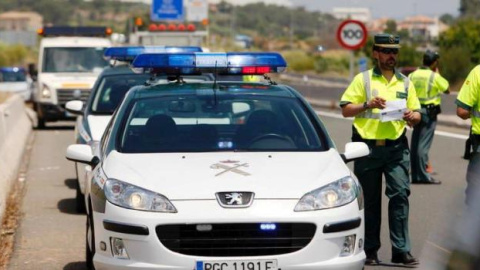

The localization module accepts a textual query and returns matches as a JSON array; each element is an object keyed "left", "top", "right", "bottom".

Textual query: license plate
[{"left": 196, "top": 259, "right": 277, "bottom": 270}]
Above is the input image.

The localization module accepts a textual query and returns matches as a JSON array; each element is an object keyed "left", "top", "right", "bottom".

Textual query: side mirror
[
  {"left": 66, "top": 144, "right": 99, "bottom": 167},
  {"left": 341, "top": 142, "right": 370, "bottom": 163},
  {"left": 65, "top": 100, "right": 84, "bottom": 115}
]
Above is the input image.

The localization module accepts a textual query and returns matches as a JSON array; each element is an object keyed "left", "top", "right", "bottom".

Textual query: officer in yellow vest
[
  {"left": 340, "top": 34, "right": 421, "bottom": 266},
  {"left": 409, "top": 50, "right": 449, "bottom": 184},
  {"left": 456, "top": 65, "right": 480, "bottom": 206},
  {"left": 448, "top": 65, "right": 480, "bottom": 269}
]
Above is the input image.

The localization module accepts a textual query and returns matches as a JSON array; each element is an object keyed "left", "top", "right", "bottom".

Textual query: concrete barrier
[{"left": 0, "top": 95, "right": 33, "bottom": 223}]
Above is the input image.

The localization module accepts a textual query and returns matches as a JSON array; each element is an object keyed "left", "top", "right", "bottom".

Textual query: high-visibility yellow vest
[{"left": 409, "top": 67, "right": 449, "bottom": 106}]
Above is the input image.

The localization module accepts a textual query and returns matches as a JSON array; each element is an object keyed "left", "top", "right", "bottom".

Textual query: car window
[
  {"left": 91, "top": 74, "right": 151, "bottom": 114},
  {"left": 0, "top": 70, "right": 26, "bottom": 82},
  {"left": 42, "top": 47, "right": 108, "bottom": 73},
  {"left": 119, "top": 93, "right": 325, "bottom": 153}
]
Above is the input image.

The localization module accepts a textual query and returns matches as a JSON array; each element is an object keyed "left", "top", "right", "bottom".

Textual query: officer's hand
[
  {"left": 403, "top": 110, "right": 421, "bottom": 127},
  {"left": 368, "top": 97, "right": 386, "bottom": 109}
]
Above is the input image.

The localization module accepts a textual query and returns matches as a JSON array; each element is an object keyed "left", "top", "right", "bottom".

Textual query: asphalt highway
[{"left": 6, "top": 111, "right": 470, "bottom": 269}]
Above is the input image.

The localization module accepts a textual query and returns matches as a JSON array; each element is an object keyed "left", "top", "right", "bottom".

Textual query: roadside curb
[{"left": 0, "top": 96, "right": 33, "bottom": 225}]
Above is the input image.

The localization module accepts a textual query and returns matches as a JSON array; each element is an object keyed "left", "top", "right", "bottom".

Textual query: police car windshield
[
  {"left": 119, "top": 93, "right": 325, "bottom": 153},
  {"left": 42, "top": 47, "right": 108, "bottom": 73},
  {"left": 91, "top": 74, "right": 151, "bottom": 114},
  {"left": 0, "top": 70, "right": 26, "bottom": 82}
]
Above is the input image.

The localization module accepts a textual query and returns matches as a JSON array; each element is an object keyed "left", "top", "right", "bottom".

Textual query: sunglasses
[{"left": 377, "top": 48, "right": 399, "bottom": 55}]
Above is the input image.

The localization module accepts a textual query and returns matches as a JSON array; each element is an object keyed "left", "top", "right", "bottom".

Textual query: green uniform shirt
[
  {"left": 409, "top": 67, "right": 449, "bottom": 105},
  {"left": 456, "top": 65, "right": 480, "bottom": 135},
  {"left": 341, "top": 67, "right": 421, "bottom": 140}
]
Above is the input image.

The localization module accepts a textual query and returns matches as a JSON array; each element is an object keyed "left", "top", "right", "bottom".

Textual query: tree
[
  {"left": 440, "top": 13, "right": 455, "bottom": 26},
  {"left": 385, "top": 20, "right": 397, "bottom": 33},
  {"left": 438, "top": 19, "right": 480, "bottom": 83},
  {"left": 460, "top": 0, "right": 480, "bottom": 18}
]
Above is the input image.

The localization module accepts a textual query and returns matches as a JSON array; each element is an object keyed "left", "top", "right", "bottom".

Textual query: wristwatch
[{"left": 363, "top": 101, "right": 369, "bottom": 109}]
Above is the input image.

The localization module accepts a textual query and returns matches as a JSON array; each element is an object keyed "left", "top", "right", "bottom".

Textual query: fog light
[
  {"left": 340, "top": 234, "right": 356, "bottom": 257},
  {"left": 358, "top": 238, "right": 363, "bottom": 249},
  {"left": 110, "top": 238, "right": 129, "bottom": 259}
]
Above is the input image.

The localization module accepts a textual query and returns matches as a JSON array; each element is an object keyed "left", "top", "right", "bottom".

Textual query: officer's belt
[
  {"left": 356, "top": 132, "right": 407, "bottom": 147},
  {"left": 418, "top": 95, "right": 441, "bottom": 102}
]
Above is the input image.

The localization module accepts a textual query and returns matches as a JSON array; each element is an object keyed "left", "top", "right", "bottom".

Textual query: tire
[
  {"left": 37, "top": 116, "right": 46, "bottom": 129},
  {"left": 76, "top": 183, "right": 86, "bottom": 213},
  {"left": 75, "top": 165, "right": 86, "bottom": 214},
  {"left": 86, "top": 201, "right": 96, "bottom": 270}
]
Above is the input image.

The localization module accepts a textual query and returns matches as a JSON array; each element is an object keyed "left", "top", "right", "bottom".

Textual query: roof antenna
[{"left": 264, "top": 73, "right": 277, "bottom": 85}]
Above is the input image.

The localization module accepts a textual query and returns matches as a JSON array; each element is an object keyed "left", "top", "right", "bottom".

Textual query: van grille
[{"left": 57, "top": 89, "right": 90, "bottom": 105}]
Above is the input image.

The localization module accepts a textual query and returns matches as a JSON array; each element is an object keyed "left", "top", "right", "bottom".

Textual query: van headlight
[
  {"left": 295, "top": 176, "right": 361, "bottom": 211},
  {"left": 104, "top": 179, "right": 177, "bottom": 212},
  {"left": 41, "top": 84, "right": 51, "bottom": 98}
]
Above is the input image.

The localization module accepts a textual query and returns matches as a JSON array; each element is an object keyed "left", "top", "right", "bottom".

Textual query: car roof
[
  {"left": 131, "top": 81, "right": 298, "bottom": 100},
  {"left": 98, "top": 65, "right": 137, "bottom": 76}
]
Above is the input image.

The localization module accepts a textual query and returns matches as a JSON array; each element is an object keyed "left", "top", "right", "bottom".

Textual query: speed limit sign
[{"left": 336, "top": 20, "right": 368, "bottom": 50}]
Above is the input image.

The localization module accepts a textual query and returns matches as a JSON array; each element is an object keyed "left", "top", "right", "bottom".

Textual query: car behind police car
[
  {"left": 66, "top": 52, "right": 369, "bottom": 270},
  {"left": 65, "top": 46, "right": 207, "bottom": 212}
]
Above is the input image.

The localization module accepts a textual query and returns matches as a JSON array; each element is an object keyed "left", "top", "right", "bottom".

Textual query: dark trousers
[
  {"left": 411, "top": 113, "right": 437, "bottom": 182},
  {"left": 354, "top": 140, "right": 412, "bottom": 255}
]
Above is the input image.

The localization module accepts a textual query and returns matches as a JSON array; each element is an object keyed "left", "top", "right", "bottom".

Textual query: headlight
[
  {"left": 104, "top": 179, "right": 177, "bottom": 212},
  {"left": 295, "top": 176, "right": 361, "bottom": 211},
  {"left": 41, "top": 84, "right": 51, "bottom": 98}
]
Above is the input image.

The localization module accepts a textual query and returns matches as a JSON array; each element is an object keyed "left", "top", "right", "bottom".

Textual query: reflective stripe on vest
[{"left": 358, "top": 70, "right": 409, "bottom": 119}]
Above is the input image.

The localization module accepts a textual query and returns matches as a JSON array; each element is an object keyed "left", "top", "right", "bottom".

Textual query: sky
[
  {"left": 208, "top": 0, "right": 460, "bottom": 19},
  {"left": 293, "top": 0, "right": 460, "bottom": 19}
]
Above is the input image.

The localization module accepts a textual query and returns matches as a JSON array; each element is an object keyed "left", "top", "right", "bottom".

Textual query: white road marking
[{"left": 315, "top": 110, "right": 469, "bottom": 140}]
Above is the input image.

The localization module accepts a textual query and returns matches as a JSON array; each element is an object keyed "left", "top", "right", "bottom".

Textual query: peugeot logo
[{"left": 216, "top": 192, "right": 254, "bottom": 208}]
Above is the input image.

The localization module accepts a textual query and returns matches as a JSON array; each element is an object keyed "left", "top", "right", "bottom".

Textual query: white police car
[
  {"left": 65, "top": 46, "right": 209, "bottom": 212},
  {"left": 0, "top": 67, "right": 33, "bottom": 101},
  {"left": 66, "top": 52, "right": 369, "bottom": 270}
]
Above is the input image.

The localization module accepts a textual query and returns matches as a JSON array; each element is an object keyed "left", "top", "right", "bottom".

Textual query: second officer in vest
[
  {"left": 340, "top": 34, "right": 421, "bottom": 266},
  {"left": 409, "top": 50, "right": 449, "bottom": 184}
]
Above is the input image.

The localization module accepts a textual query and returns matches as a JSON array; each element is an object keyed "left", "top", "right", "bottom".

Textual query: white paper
[{"left": 379, "top": 99, "right": 407, "bottom": 122}]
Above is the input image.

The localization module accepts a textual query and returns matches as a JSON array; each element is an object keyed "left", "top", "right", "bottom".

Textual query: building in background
[
  {"left": 0, "top": 11, "right": 43, "bottom": 47},
  {"left": 397, "top": 15, "right": 448, "bottom": 40}
]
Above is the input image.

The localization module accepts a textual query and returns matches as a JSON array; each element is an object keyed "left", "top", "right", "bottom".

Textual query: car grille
[
  {"left": 156, "top": 223, "right": 316, "bottom": 257},
  {"left": 57, "top": 88, "right": 90, "bottom": 105}
]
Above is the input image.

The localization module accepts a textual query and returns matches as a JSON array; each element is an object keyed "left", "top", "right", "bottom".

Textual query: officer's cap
[
  {"left": 423, "top": 50, "right": 439, "bottom": 63},
  {"left": 374, "top": 34, "right": 401, "bottom": 48}
]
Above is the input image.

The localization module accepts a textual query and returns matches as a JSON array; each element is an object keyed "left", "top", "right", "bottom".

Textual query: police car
[
  {"left": 65, "top": 52, "right": 369, "bottom": 270},
  {"left": 65, "top": 46, "right": 209, "bottom": 212},
  {"left": 0, "top": 67, "right": 33, "bottom": 101}
]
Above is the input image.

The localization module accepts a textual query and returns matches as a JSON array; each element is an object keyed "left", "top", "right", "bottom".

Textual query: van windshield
[{"left": 42, "top": 47, "right": 108, "bottom": 73}]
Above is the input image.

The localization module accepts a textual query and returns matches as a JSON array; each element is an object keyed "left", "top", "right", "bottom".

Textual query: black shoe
[
  {"left": 391, "top": 252, "right": 419, "bottom": 265},
  {"left": 412, "top": 178, "right": 441, "bottom": 185},
  {"left": 365, "top": 250, "right": 381, "bottom": 265}
]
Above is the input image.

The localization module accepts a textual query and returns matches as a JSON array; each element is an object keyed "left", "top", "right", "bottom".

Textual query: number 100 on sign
[{"left": 337, "top": 20, "right": 367, "bottom": 50}]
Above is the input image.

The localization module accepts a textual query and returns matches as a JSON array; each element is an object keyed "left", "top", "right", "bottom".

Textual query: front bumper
[
  {"left": 35, "top": 102, "right": 75, "bottom": 121},
  {"left": 92, "top": 199, "right": 365, "bottom": 270}
]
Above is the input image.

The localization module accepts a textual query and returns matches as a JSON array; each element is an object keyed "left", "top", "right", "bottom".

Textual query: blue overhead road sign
[{"left": 151, "top": 0, "right": 184, "bottom": 22}]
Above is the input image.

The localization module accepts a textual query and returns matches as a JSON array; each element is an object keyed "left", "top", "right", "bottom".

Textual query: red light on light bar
[
  {"left": 242, "top": 66, "right": 271, "bottom": 74},
  {"left": 257, "top": 66, "right": 271, "bottom": 73},
  {"left": 242, "top": 67, "right": 256, "bottom": 74}
]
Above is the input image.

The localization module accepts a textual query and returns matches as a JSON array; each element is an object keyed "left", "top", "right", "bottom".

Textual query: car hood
[
  {"left": 0, "top": 82, "right": 29, "bottom": 92},
  {"left": 102, "top": 149, "right": 351, "bottom": 200},
  {"left": 88, "top": 115, "right": 112, "bottom": 141}
]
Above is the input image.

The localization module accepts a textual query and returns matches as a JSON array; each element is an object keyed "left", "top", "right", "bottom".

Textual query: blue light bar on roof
[
  {"left": 131, "top": 52, "right": 287, "bottom": 75},
  {"left": 0, "top": 67, "right": 25, "bottom": 73},
  {"left": 103, "top": 46, "right": 203, "bottom": 62}
]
